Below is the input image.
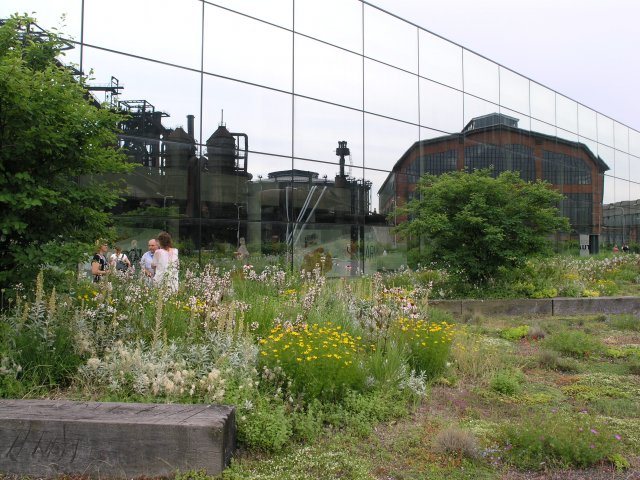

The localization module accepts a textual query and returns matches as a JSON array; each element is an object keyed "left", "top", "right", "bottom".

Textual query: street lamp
[{"left": 609, "top": 205, "right": 625, "bottom": 245}]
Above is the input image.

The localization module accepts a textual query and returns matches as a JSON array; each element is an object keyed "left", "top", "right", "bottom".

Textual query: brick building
[{"left": 379, "top": 113, "right": 609, "bottom": 236}]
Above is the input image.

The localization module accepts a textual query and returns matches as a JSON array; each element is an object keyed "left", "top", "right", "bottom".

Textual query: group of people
[
  {"left": 91, "top": 231, "right": 179, "bottom": 293},
  {"left": 612, "top": 243, "right": 630, "bottom": 254}
]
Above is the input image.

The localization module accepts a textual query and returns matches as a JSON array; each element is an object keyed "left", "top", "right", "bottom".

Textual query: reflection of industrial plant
[
  {"left": 380, "top": 113, "right": 610, "bottom": 245},
  {"left": 113, "top": 98, "right": 383, "bottom": 253}
]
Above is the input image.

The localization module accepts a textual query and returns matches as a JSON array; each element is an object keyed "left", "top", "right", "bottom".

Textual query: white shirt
[{"left": 152, "top": 248, "right": 179, "bottom": 293}]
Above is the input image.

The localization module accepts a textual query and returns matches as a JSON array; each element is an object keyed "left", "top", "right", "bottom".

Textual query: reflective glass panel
[
  {"left": 463, "top": 95, "right": 498, "bottom": 128},
  {"left": 556, "top": 94, "right": 578, "bottom": 135},
  {"left": 365, "top": 59, "right": 418, "bottom": 123},
  {"left": 597, "top": 114, "right": 615, "bottom": 148},
  {"left": 289, "top": 159, "right": 367, "bottom": 275},
  {"left": 420, "top": 79, "right": 464, "bottom": 134},
  {"left": 499, "top": 67, "right": 529, "bottom": 117},
  {"left": 294, "top": 35, "right": 363, "bottom": 109},
  {"left": 204, "top": 0, "right": 292, "bottom": 29},
  {"left": 614, "top": 122, "right": 629, "bottom": 153},
  {"left": 203, "top": 5, "right": 292, "bottom": 91},
  {"left": 2, "top": 0, "right": 82, "bottom": 66},
  {"left": 579, "top": 136, "right": 599, "bottom": 160},
  {"left": 531, "top": 118, "right": 556, "bottom": 137},
  {"left": 556, "top": 128, "right": 578, "bottom": 144},
  {"left": 202, "top": 74, "right": 293, "bottom": 159},
  {"left": 294, "top": 97, "right": 363, "bottom": 167},
  {"left": 603, "top": 174, "right": 615, "bottom": 204},
  {"left": 614, "top": 151, "right": 630, "bottom": 184},
  {"left": 463, "top": 50, "right": 499, "bottom": 104},
  {"left": 2, "top": 0, "right": 82, "bottom": 40},
  {"left": 630, "top": 129, "right": 640, "bottom": 158},
  {"left": 84, "top": 0, "right": 202, "bottom": 70},
  {"left": 200, "top": 154, "right": 293, "bottom": 256},
  {"left": 294, "top": 0, "right": 362, "bottom": 53},
  {"left": 500, "top": 107, "right": 531, "bottom": 132},
  {"left": 578, "top": 105, "right": 597, "bottom": 143},
  {"left": 363, "top": 4, "right": 418, "bottom": 73},
  {"left": 364, "top": 114, "right": 419, "bottom": 173},
  {"left": 613, "top": 177, "right": 630, "bottom": 203},
  {"left": 530, "top": 82, "right": 555, "bottom": 126},
  {"left": 83, "top": 47, "right": 201, "bottom": 142},
  {"left": 419, "top": 30, "right": 462, "bottom": 90}
]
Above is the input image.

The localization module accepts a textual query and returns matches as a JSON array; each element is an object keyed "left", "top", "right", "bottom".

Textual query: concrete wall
[{"left": 430, "top": 296, "right": 640, "bottom": 317}]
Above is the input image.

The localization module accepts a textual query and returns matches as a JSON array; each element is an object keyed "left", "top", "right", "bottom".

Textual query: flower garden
[{"left": 1, "top": 253, "right": 640, "bottom": 479}]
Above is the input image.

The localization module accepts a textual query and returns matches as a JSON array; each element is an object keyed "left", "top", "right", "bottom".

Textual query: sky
[{"left": 369, "top": 0, "right": 640, "bottom": 131}]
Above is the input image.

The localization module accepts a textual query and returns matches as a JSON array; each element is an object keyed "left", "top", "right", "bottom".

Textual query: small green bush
[
  {"left": 501, "top": 325, "right": 529, "bottom": 341},
  {"left": 391, "top": 310, "right": 455, "bottom": 378},
  {"left": 259, "top": 322, "right": 366, "bottom": 402},
  {"left": 542, "top": 330, "right": 604, "bottom": 358},
  {"left": 490, "top": 370, "right": 523, "bottom": 395},
  {"left": 238, "top": 397, "right": 293, "bottom": 452},
  {"left": 537, "top": 350, "right": 580, "bottom": 373},
  {"left": 321, "top": 390, "right": 408, "bottom": 438}
]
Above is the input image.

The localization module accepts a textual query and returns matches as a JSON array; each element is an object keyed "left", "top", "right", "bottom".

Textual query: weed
[
  {"left": 609, "top": 314, "right": 640, "bottom": 332},
  {"left": 526, "top": 324, "right": 546, "bottom": 341},
  {"left": 500, "top": 411, "right": 624, "bottom": 470},
  {"left": 542, "top": 329, "right": 604, "bottom": 358},
  {"left": 433, "top": 426, "right": 479, "bottom": 459}
]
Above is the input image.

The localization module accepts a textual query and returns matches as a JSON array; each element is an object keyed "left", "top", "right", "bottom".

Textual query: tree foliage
[
  {"left": 394, "top": 169, "right": 570, "bottom": 283},
  {"left": 0, "top": 15, "right": 131, "bottom": 286}
]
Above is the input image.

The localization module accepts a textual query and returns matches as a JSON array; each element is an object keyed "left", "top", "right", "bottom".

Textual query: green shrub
[
  {"left": 364, "top": 338, "right": 409, "bottom": 389},
  {"left": 537, "top": 350, "right": 580, "bottom": 373},
  {"left": 259, "top": 322, "right": 366, "bottom": 402},
  {"left": 501, "top": 412, "right": 624, "bottom": 470},
  {"left": 391, "top": 310, "right": 455, "bottom": 378},
  {"left": 290, "top": 401, "right": 324, "bottom": 443},
  {"left": 321, "top": 390, "right": 409, "bottom": 437},
  {"left": 542, "top": 330, "right": 604, "bottom": 358},
  {"left": 490, "top": 370, "right": 523, "bottom": 395},
  {"left": 238, "top": 397, "right": 292, "bottom": 452},
  {"left": 501, "top": 325, "right": 529, "bottom": 341}
]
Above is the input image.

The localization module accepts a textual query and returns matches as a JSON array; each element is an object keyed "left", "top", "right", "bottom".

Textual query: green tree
[
  {"left": 395, "top": 169, "right": 570, "bottom": 283},
  {"left": 0, "top": 15, "right": 131, "bottom": 286}
]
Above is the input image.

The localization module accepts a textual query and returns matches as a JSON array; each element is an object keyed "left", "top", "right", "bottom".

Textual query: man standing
[{"left": 141, "top": 238, "right": 158, "bottom": 285}]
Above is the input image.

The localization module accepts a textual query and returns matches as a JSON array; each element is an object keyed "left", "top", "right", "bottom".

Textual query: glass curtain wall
[{"left": 5, "top": 0, "right": 640, "bottom": 271}]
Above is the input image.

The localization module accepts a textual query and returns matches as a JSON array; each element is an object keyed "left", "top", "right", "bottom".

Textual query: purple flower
[
  {"left": 590, "top": 429, "right": 599, "bottom": 435},
  {"left": 615, "top": 434, "right": 622, "bottom": 441},
  {"left": 589, "top": 444, "right": 596, "bottom": 449}
]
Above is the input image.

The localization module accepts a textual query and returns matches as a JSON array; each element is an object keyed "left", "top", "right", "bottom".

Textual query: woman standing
[
  {"left": 152, "top": 231, "right": 179, "bottom": 293},
  {"left": 91, "top": 240, "right": 109, "bottom": 283}
]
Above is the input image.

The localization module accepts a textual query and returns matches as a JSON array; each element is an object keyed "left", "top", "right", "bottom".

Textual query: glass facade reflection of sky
[{"left": 2, "top": 0, "right": 639, "bottom": 270}]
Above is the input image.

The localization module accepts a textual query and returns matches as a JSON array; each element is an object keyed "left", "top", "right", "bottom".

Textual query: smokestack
[{"left": 187, "top": 114, "right": 195, "bottom": 139}]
